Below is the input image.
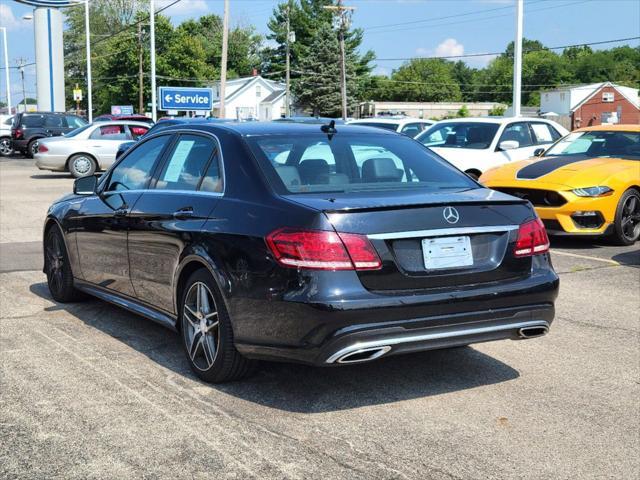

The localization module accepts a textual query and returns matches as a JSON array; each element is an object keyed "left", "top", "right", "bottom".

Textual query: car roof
[
  {"left": 432, "top": 116, "right": 551, "bottom": 125},
  {"left": 575, "top": 124, "right": 640, "bottom": 133},
  {"left": 350, "top": 118, "right": 430, "bottom": 125},
  {"left": 162, "top": 121, "right": 399, "bottom": 137},
  {"left": 90, "top": 120, "right": 151, "bottom": 127}
]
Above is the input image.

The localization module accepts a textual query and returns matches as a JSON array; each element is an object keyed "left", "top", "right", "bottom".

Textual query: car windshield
[
  {"left": 247, "top": 133, "right": 476, "bottom": 194},
  {"left": 418, "top": 122, "right": 500, "bottom": 150},
  {"left": 64, "top": 124, "right": 93, "bottom": 138},
  {"left": 545, "top": 130, "right": 640, "bottom": 160}
]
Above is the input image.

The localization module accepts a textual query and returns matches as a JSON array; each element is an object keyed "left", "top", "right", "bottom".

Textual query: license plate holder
[{"left": 422, "top": 236, "right": 473, "bottom": 270}]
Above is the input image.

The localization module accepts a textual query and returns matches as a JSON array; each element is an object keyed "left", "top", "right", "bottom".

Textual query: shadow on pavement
[
  {"left": 612, "top": 249, "right": 640, "bottom": 267},
  {"left": 30, "top": 281, "right": 520, "bottom": 412}
]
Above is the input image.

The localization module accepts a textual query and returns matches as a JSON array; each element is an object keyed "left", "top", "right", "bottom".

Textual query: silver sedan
[{"left": 35, "top": 121, "right": 150, "bottom": 177}]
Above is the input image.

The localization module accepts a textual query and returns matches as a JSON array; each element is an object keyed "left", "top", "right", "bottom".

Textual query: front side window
[
  {"left": 530, "top": 122, "right": 558, "bottom": 145},
  {"left": 248, "top": 133, "right": 476, "bottom": 194},
  {"left": 106, "top": 134, "right": 171, "bottom": 191},
  {"left": 499, "top": 122, "right": 533, "bottom": 148},
  {"left": 545, "top": 131, "right": 640, "bottom": 159},
  {"left": 419, "top": 122, "right": 500, "bottom": 150},
  {"left": 154, "top": 134, "right": 217, "bottom": 191},
  {"left": 44, "top": 115, "right": 65, "bottom": 128},
  {"left": 90, "top": 125, "right": 127, "bottom": 140}
]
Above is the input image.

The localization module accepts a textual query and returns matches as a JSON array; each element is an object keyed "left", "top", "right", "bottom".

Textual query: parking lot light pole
[
  {"left": 512, "top": 0, "right": 523, "bottom": 117},
  {"left": 150, "top": 0, "right": 157, "bottom": 122},
  {"left": 0, "top": 27, "right": 11, "bottom": 114},
  {"left": 84, "top": 0, "right": 93, "bottom": 122}
]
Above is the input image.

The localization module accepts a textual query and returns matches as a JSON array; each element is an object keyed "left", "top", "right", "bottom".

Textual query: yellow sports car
[{"left": 480, "top": 125, "right": 640, "bottom": 245}]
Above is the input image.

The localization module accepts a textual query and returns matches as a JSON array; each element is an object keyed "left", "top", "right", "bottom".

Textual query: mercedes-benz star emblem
[{"left": 443, "top": 206, "right": 460, "bottom": 224}]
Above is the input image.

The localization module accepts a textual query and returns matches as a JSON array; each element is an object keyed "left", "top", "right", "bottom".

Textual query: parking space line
[{"left": 552, "top": 250, "right": 620, "bottom": 265}]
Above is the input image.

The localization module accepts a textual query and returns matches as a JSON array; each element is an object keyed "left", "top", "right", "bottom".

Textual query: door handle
[{"left": 173, "top": 207, "right": 194, "bottom": 219}]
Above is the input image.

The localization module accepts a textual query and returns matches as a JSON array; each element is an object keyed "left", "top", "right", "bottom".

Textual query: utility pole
[
  {"left": 218, "top": 0, "right": 229, "bottom": 119},
  {"left": 1, "top": 27, "right": 12, "bottom": 114},
  {"left": 323, "top": 1, "right": 355, "bottom": 120},
  {"left": 84, "top": 0, "right": 93, "bottom": 122},
  {"left": 17, "top": 58, "right": 27, "bottom": 112},
  {"left": 150, "top": 0, "right": 157, "bottom": 121},
  {"left": 138, "top": 21, "right": 144, "bottom": 114},
  {"left": 284, "top": 1, "right": 292, "bottom": 117},
  {"left": 512, "top": 0, "right": 523, "bottom": 117}
]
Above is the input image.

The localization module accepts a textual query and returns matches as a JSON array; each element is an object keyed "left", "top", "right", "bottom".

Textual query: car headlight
[{"left": 571, "top": 186, "right": 614, "bottom": 197}]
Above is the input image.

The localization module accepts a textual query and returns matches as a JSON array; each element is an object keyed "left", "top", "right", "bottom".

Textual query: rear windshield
[
  {"left": 355, "top": 122, "right": 399, "bottom": 131},
  {"left": 418, "top": 122, "right": 500, "bottom": 149},
  {"left": 247, "top": 133, "right": 476, "bottom": 194}
]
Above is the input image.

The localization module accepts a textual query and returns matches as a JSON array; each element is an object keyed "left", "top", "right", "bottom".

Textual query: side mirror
[
  {"left": 499, "top": 140, "right": 519, "bottom": 151},
  {"left": 533, "top": 147, "right": 545, "bottom": 157},
  {"left": 73, "top": 175, "right": 98, "bottom": 195}
]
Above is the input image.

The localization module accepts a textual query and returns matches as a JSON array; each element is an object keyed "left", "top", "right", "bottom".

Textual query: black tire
[
  {"left": 26, "top": 139, "right": 39, "bottom": 158},
  {"left": 0, "top": 137, "right": 13, "bottom": 157},
  {"left": 611, "top": 188, "right": 640, "bottom": 246},
  {"left": 68, "top": 154, "right": 97, "bottom": 178},
  {"left": 44, "top": 225, "right": 84, "bottom": 303},
  {"left": 180, "top": 268, "right": 255, "bottom": 383}
]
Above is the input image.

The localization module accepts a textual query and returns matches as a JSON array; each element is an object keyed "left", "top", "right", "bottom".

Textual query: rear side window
[
  {"left": 44, "top": 115, "right": 65, "bottom": 128},
  {"left": 90, "top": 125, "right": 128, "bottom": 140},
  {"left": 154, "top": 134, "right": 217, "bottom": 191},
  {"left": 400, "top": 123, "right": 423, "bottom": 137},
  {"left": 247, "top": 133, "right": 476, "bottom": 194},
  {"left": 106, "top": 135, "right": 171, "bottom": 191},
  {"left": 66, "top": 116, "right": 86, "bottom": 128},
  {"left": 21, "top": 115, "right": 45, "bottom": 128}
]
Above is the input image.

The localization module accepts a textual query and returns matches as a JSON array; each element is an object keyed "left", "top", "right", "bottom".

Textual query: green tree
[{"left": 388, "top": 59, "right": 462, "bottom": 102}]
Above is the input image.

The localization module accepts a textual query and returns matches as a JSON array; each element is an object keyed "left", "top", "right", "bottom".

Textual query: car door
[
  {"left": 88, "top": 124, "right": 130, "bottom": 166},
  {"left": 495, "top": 121, "right": 537, "bottom": 164},
  {"left": 128, "top": 132, "right": 223, "bottom": 313},
  {"left": 74, "top": 133, "right": 175, "bottom": 297}
]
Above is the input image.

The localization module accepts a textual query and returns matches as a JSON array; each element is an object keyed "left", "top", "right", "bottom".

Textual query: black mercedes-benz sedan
[{"left": 43, "top": 122, "right": 559, "bottom": 383}]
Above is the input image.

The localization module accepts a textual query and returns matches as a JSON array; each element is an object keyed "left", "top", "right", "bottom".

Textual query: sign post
[
  {"left": 158, "top": 87, "right": 214, "bottom": 112},
  {"left": 73, "top": 83, "right": 83, "bottom": 116}
]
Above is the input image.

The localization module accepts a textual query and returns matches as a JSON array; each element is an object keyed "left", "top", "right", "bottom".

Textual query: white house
[{"left": 210, "top": 75, "right": 286, "bottom": 121}]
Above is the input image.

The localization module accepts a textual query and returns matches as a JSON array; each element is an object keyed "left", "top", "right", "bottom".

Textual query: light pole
[
  {"left": 218, "top": 0, "right": 229, "bottom": 119},
  {"left": 150, "top": 0, "right": 157, "bottom": 121},
  {"left": 84, "top": 0, "right": 93, "bottom": 121},
  {"left": 0, "top": 27, "right": 11, "bottom": 114},
  {"left": 512, "top": 0, "right": 523, "bottom": 117}
]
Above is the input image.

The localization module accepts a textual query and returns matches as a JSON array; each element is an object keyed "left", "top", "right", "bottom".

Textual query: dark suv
[{"left": 11, "top": 112, "right": 87, "bottom": 158}]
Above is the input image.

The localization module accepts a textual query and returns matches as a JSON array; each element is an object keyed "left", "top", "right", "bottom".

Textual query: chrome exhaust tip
[
  {"left": 335, "top": 346, "right": 392, "bottom": 364},
  {"left": 518, "top": 325, "right": 549, "bottom": 339}
]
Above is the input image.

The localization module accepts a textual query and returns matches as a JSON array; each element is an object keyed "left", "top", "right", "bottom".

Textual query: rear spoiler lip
[{"left": 321, "top": 199, "right": 529, "bottom": 214}]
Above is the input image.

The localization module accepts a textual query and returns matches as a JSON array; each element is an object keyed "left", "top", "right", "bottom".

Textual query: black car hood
[{"left": 283, "top": 187, "right": 526, "bottom": 213}]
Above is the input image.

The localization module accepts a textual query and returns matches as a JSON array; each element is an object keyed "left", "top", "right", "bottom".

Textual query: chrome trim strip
[
  {"left": 367, "top": 224, "right": 519, "bottom": 240},
  {"left": 325, "top": 320, "right": 549, "bottom": 364}
]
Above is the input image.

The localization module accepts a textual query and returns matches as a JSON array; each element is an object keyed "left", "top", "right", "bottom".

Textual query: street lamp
[{"left": 0, "top": 27, "right": 11, "bottom": 114}]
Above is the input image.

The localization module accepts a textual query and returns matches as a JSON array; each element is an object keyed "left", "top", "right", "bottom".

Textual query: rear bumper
[
  {"left": 233, "top": 264, "right": 559, "bottom": 366},
  {"left": 35, "top": 153, "right": 67, "bottom": 171}
]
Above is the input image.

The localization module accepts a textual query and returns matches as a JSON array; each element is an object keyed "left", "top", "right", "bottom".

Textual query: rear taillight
[
  {"left": 514, "top": 218, "right": 550, "bottom": 257},
  {"left": 13, "top": 128, "right": 23, "bottom": 139},
  {"left": 266, "top": 228, "right": 382, "bottom": 271},
  {"left": 38, "top": 144, "right": 48, "bottom": 153}
]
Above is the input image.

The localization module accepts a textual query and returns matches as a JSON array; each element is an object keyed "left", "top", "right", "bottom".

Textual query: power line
[{"left": 375, "top": 36, "right": 640, "bottom": 61}]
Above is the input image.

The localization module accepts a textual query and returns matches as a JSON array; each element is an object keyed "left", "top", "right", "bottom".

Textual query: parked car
[
  {"left": 94, "top": 114, "right": 154, "bottom": 125},
  {"left": 11, "top": 112, "right": 88, "bottom": 158},
  {"left": 416, "top": 117, "right": 569, "bottom": 179},
  {"left": 35, "top": 121, "right": 150, "bottom": 177},
  {"left": 348, "top": 117, "right": 434, "bottom": 137},
  {"left": 274, "top": 116, "right": 346, "bottom": 125},
  {"left": 480, "top": 124, "right": 640, "bottom": 245},
  {"left": 0, "top": 114, "right": 14, "bottom": 156},
  {"left": 43, "top": 122, "right": 558, "bottom": 383}
]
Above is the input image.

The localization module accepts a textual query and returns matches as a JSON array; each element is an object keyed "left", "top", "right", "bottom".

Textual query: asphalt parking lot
[{"left": 1, "top": 155, "right": 638, "bottom": 479}]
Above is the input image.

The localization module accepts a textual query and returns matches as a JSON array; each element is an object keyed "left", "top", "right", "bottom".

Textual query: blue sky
[{"left": 1, "top": 0, "right": 639, "bottom": 104}]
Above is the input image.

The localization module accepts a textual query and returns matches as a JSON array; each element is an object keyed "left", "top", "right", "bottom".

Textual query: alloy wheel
[
  {"left": 183, "top": 282, "right": 220, "bottom": 371},
  {"left": 30, "top": 141, "right": 39, "bottom": 156},
  {"left": 0, "top": 138, "right": 12, "bottom": 156},
  {"left": 45, "top": 230, "right": 65, "bottom": 295},
  {"left": 621, "top": 193, "right": 640, "bottom": 242}
]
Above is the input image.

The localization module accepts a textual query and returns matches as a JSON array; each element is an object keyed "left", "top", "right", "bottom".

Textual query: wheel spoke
[
  {"left": 205, "top": 310, "right": 218, "bottom": 320},
  {"left": 183, "top": 305, "right": 199, "bottom": 328},
  {"left": 205, "top": 320, "right": 219, "bottom": 333},
  {"left": 201, "top": 336, "right": 215, "bottom": 368},
  {"left": 196, "top": 283, "right": 202, "bottom": 313},
  {"left": 189, "top": 331, "right": 203, "bottom": 361}
]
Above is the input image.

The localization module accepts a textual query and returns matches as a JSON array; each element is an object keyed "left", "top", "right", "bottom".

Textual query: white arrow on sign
[{"left": 164, "top": 94, "right": 173, "bottom": 102}]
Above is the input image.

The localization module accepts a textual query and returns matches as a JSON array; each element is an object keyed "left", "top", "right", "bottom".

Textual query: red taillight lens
[
  {"left": 13, "top": 128, "right": 23, "bottom": 139},
  {"left": 266, "top": 228, "right": 382, "bottom": 271},
  {"left": 38, "top": 143, "right": 48, "bottom": 153},
  {"left": 514, "top": 218, "right": 550, "bottom": 257}
]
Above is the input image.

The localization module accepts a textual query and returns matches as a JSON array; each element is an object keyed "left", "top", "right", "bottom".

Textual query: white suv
[
  {"left": 416, "top": 117, "right": 569, "bottom": 179},
  {"left": 0, "top": 114, "right": 14, "bottom": 156},
  {"left": 348, "top": 117, "right": 434, "bottom": 138}
]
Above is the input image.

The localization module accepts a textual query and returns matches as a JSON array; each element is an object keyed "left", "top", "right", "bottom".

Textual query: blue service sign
[{"left": 159, "top": 87, "right": 213, "bottom": 111}]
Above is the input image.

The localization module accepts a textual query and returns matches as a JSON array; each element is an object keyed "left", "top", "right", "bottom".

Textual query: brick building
[{"left": 540, "top": 82, "right": 639, "bottom": 130}]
